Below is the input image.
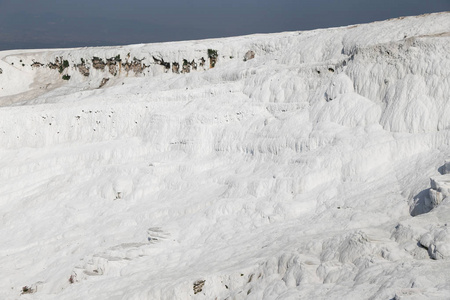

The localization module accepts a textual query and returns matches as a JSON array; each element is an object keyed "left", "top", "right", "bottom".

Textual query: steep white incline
[{"left": 0, "top": 12, "right": 449, "bottom": 300}]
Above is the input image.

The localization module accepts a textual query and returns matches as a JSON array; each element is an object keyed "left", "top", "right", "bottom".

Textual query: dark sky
[{"left": 0, "top": 0, "right": 448, "bottom": 50}]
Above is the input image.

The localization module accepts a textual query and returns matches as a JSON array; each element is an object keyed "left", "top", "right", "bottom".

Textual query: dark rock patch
[{"left": 244, "top": 50, "right": 255, "bottom": 61}]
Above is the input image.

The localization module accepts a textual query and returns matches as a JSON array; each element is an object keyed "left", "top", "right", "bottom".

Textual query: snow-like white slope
[{"left": 0, "top": 12, "right": 450, "bottom": 300}]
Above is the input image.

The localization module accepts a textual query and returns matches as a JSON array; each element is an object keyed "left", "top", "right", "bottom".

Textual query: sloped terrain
[{"left": 1, "top": 12, "right": 450, "bottom": 300}]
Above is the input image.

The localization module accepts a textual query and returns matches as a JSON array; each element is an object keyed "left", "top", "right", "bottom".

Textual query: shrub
[
  {"left": 207, "top": 49, "right": 218, "bottom": 58},
  {"left": 58, "top": 60, "right": 70, "bottom": 73},
  {"left": 62, "top": 74, "right": 71, "bottom": 80},
  {"left": 22, "top": 286, "right": 34, "bottom": 294},
  {"left": 208, "top": 49, "right": 218, "bottom": 68}
]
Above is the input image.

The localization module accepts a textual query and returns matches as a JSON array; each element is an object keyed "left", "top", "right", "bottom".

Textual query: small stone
[{"left": 244, "top": 50, "right": 255, "bottom": 61}]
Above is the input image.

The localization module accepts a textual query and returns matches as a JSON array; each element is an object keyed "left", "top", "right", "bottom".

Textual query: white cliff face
[{"left": 0, "top": 12, "right": 450, "bottom": 300}]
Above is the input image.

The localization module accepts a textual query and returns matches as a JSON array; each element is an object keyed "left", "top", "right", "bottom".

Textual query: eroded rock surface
[
  {"left": 244, "top": 50, "right": 255, "bottom": 61},
  {"left": 91, "top": 57, "right": 106, "bottom": 70},
  {"left": 430, "top": 174, "right": 450, "bottom": 208}
]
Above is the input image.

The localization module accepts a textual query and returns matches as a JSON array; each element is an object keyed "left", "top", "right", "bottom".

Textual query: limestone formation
[
  {"left": 193, "top": 280, "right": 205, "bottom": 294},
  {"left": 122, "top": 58, "right": 145, "bottom": 74},
  {"left": 429, "top": 174, "right": 450, "bottom": 208},
  {"left": 153, "top": 56, "right": 171, "bottom": 71},
  {"left": 172, "top": 62, "right": 179, "bottom": 73},
  {"left": 31, "top": 61, "right": 44, "bottom": 68},
  {"left": 48, "top": 57, "right": 62, "bottom": 70},
  {"left": 208, "top": 49, "right": 218, "bottom": 68},
  {"left": 92, "top": 57, "right": 106, "bottom": 70},
  {"left": 99, "top": 78, "right": 109, "bottom": 88},
  {"left": 445, "top": 159, "right": 450, "bottom": 174},
  {"left": 244, "top": 50, "right": 255, "bottom": 61},
  {"left": 181, "top": 60, "right": 189, "bottom": 73},
  {"left": 106, "top": 56, "right": 122, "bottom": 76},
  {"left": 34, "top": 51, "right": 221, "bottom": 82},
  {"left": 199, "top": 57, "right": 206, "bottom": 68},
  {"left": 76, "top": 64, "right": 90, "bottom": 77},
  {"left": 191, "top": 60, "right": 197, "bottom": 71}
]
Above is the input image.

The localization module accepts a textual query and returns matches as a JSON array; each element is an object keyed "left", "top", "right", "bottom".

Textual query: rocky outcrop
[
  {"left": 199, "top": 57, "right": 206, "bottom": 68},
  {"left": 182, "top": 59, "right": 197, "bottom": 73},
  {"left": 31, "top": 61, "right": 44, "bottom": 68},
  {"left": 122, "top": 57, "right": 145, "bottom": 74},
  {"left": 48, "top": 57, "right": 62, "bottom": 70},
  {"left": 182, "top": 60, "right": 189, "bottom": 73},
  {"left": 244, "top": 50, "right": 255, "bottom": 61},
  {"left": 428, "top": 159, "right": 450, "bottom": 208},
  {"left": 411, "top": 161, "right": 450, "bottom": 216},
  {"left": 190, "top": 60, "right": 197, "bottom": 71},
  {"left": 92, "top": 57, "right": 106, "bottom": 70},
  {"left": 153, "top": 56, "right": 202, "bottom": 73},
  {"left": 429, "top": 174, "right": 450, "bottom": 208},
  {"left": 77, "top": 64, "right": 90, "bottom": 77},
  {"left": 172, "top": 62, "right": 179, "bottom": 74},
  {"left": 48, "top": 60, "right": 58, "bottom": 70},
  {"left": 152, "top": 56, "right": 170, "bottom": 72},
  {"left": 106, "top": 56, "right": 121, "bottom": 76},
  {"left": 48, "top": 57, "right": 69, "bottom": 76},
  {"left": 20, "top": 48, "right": 222, "bottom": 84},
  {"left": 99, "top": 78, "right": 109, "bottom": 88},
  {"left": 75, "top": 59, "right": 90, "bottom": 76},
  {"left": 208, "top": 49, "right": 218, "bottom": 68},
  {"left": 445, "top": 159, "right": 450, "bottom": 174},
  {"left": 419, "top": 226, "right": 450, "bottom": 260},
  {"left": 193, "top": 280, "right": 205, "bottom": 294}
]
